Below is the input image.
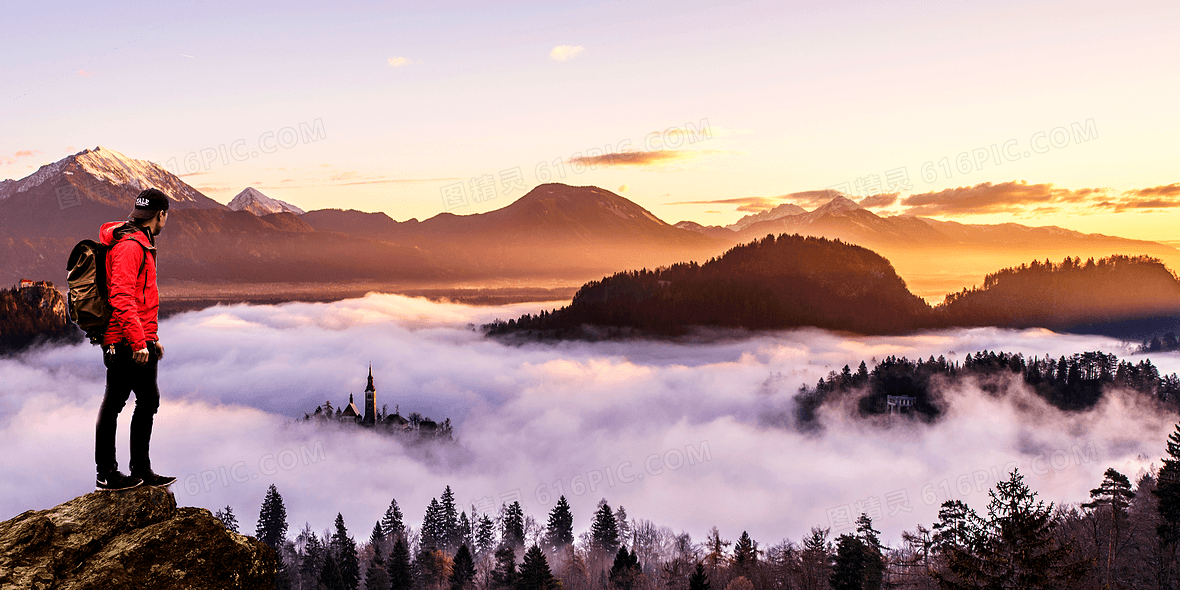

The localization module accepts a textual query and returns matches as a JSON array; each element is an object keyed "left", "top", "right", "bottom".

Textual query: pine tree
[
  {"left": 491, "top": 545, "right": 518, "bottom": 590},
  {"left": 1155, "top": 422, "right": 1180, "bottom": 581},
  {"left": 516, "top": 545, "right": 558, "bottom": 590},
  {"left": 502, "top": 501, "right": 526, "bottom": 549},
  {"left": 331, "top": 513, "right": 361, "bottom": 590},
  {"left": 458, "top": 511, "right": 474, "bottom": 552},
  {"left": 703, "top": 526, "right": 730, "bottom": 570},
  {"left": 854, "top": 514, "right": 884, "bottom": 590},
  {"left": 423, "top": 498, "right": 445, "bottom": 550},
  {"left": 383, "top": 498, "right": 406, "bottom": 540},
  {"left": 829, "top": 534, "right": 865, "bottom": 590},
  {"left": 442, "top": 486, "right": 460, "bottom": 552},
  {"left": 591, "top": 502, "right": 621, "bottom": 555},
  {"left": 320, "top": 552, "right": 345, "bottom": 590},
  {"left": 364, "top": 521, "right": 390, "bottom": 590},
  {"left": 614, "top": 505, "right": 631, "bottom": 549},
  {"left": 732, "top": 531, "right": 757, "bottom": 573},
  {"left": 388, "top": 536, "right": 414, "bottom": 590},
  {"left": 450, "top": 543, "right": 477, "bottom": 590},
  {"left": 299, "top": 527, "right": 325, "bottom": 588},
  {"left": 256, "top": 484, "right": 288, "bottom": 552},
  {"left": 1083, "top": 467, "right": 1135, "bottom": 586},
  {"left": 545, "top": 496, "right": 574, "bottom": 552},
  {"left": 608, "top": 546, "right": 641, "bottom": 590},
  {"left": 477, "top": 514, "right": 497, "bottom": 556},
  {"left": 933, "top": 469, "right": 1088, "bottom": 588},
  {"left": 688, "top": 562, "right": 710, "bottom": 590},
  {"left": 800, "top": 527, "right": 832, "bottom": 590},
  {"left": 214, "top": 505, "right": 239, "bottom": 533}
]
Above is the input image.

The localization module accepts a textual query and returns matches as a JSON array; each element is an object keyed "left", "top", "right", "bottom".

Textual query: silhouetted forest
[
  {"left": 936, "top": 254, "right": 1180, "bottom": 329},
  {"left": 794, "top": 349, "right": 1180, "bottom": 430},
  {"left": 485, "top": 238, "right": 1180, "bottom": 340},
  {"left": 485, "top": 234, "right": 933, "bottom": 338},
  {"left": 236, "top": 422, "right": 1180, "bottom": 590},
  {"left": 1141, "top": 332, "right": 1180, "bottom": 353},
  {"left": 0, "top": 282, "right": 81, "bottom": 354}
]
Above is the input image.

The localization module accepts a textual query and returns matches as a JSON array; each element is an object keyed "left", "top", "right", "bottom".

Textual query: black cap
[{"left": 129, "top": 188, "right": 170, "bottom": 219}]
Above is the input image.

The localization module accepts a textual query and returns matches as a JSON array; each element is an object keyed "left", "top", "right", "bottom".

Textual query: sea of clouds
[{"left": 2, "top": 292, "right": 1178, "bottom": 548}]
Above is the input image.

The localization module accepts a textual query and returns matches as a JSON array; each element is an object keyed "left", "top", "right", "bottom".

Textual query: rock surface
[{"left": 0, "top": 486, "right": 276, "bottom": 590}]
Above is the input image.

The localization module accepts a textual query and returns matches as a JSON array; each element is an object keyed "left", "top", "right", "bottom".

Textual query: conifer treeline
[
  {"left": 795, "top": 349, "right": 1180, "bottom": 427},
  {"left": 236, "top": 423, "right": 1180, "bottom": 589},
  {"left": 484, "top": 238, "right": 1180, "bottom": 339}
]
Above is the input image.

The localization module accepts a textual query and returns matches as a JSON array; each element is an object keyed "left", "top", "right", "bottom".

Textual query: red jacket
[{"left": 100, "top": 221, "right": 159, "bottom": 349}]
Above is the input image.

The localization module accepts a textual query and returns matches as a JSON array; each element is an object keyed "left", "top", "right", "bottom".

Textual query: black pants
[{"left": 95, "top": 342, "right": 159, "bottom": 476}]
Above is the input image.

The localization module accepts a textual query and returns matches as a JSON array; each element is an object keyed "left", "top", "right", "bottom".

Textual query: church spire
[{"left": 363, "top": 363, "right": 377, "bottom": 425}]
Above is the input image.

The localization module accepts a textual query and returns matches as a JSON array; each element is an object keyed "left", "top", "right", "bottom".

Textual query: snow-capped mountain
[
  {"left": 726, "top": 201, "right": 807, "bottom": 231},
  {"left": 228, "top": 187, "right": 305, "bottom": 216},
  {"left": 0, "top": 146, "right": 216, "bottom": 208}
]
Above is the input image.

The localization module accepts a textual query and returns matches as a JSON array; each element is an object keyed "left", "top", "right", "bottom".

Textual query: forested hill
[
  {"left": 484, "top": 233, "right": 934, "bottom": 337},
  {"left": 936, "top": 254, "right": 1180, "bottom": 330}
]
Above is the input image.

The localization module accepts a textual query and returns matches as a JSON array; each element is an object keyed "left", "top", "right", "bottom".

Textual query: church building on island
[{"left": 304, "top": 365, "right": 452, "bottom": 439}]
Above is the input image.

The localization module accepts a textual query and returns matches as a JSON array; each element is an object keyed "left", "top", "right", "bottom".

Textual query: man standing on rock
[{"left": 94, "top": 188, "right": 176, "bottom": 491}]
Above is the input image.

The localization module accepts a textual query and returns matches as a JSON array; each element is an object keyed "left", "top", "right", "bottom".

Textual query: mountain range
[{"left": 2, "top": 146, "right": 1177, "bottom": 308}]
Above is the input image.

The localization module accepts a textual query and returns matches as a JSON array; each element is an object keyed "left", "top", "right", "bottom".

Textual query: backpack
[{"left": 66, "top": 236, "right": 147, "bottom": 344}]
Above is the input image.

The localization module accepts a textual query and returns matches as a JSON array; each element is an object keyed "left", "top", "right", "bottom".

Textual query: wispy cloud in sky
[{"left": 900, "top": 181, "right": 1108, "bottom": 217}]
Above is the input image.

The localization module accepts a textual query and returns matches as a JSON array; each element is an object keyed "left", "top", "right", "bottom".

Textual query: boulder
[{"left": 0, "top": 486, "right": 276, "bottom": 589}]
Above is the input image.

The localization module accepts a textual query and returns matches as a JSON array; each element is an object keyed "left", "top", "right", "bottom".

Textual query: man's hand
[
  {"left": 154, "top": 341, "right": 164, "bottom": 361},
  {"left": 133, "top": 347, "right": 150, "bottom": 365}
]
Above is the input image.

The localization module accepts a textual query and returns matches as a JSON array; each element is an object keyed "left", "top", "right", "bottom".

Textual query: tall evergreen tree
[
  {"left": 1083, "top": 467, "right": 1135, "bottom": 586},
  {"left": 614, "top": 506, "right": 631, "bottom": 549},
  {"left": 214, "top": 505, "right": 239, "bottom": 533},
  {"left": 609, "top": 546, "right": 641, "bottom": 590},
  {"left": 477, "top": 514, "right": 498, "bottom": 556},
  {"left": 854, "top": 514, "right": 884, "bottom": 590},
  {"left": 331, "top": 513, "right": 361, "bottom": 590},
  {"left": 422, "top": 498, "right": 445, "bottom": 550},
  {"left": 441, "top": 486, "right": 460, "bottom": 552},
  {"left": 800, "top": 527, "right": 832, "bottom": 590},
  {"left": 491, "top": 545, "right": 518, "bottom": 590},
  {"left": 545, "top": 496, "right": 575, "bottom": 552},
  {"left": 732, "top": 531, "right": 757, "bottom": 573},
  {"left": 383, "top": 498, "right": 407, "bottom": 540},
  {"left": 458, "top": 511, "right": 474, "bottom": 552},
  {"left": 829, "top": 535, "right": 865, "bottom": 590},
  {"left": 1155, "top": 422, "right": 1180, "bottom": 582},
  {"left": 388, "top": 536, "right": 414, "bottom": 590},
  {"left": 299, "top": 528, "right": 325, "bottom": 588},
  {"left": 688, "top": 562, "right": 710, "bottom": 590},
  {"left": 450, "top": 543, "right": 477, "bottom": 590},
  {"left": 320, "top": 552, "right": 345, "bottom": 590},
  {"left": 933, "top": 469, "right": 1088, "bottom": 589},
  {"left": 516, "top": 545, "right": 559, "bottom": 590},
  {"left": 365, "top": 521, "right": 390, "bottom": 590},
  {"left": 256, "top": 484, "right": 289, "bottom": 552},
  {"left": 502, "top": 501, "right": 526, "bottom": 549},
  {"left": 591, "top": 502, "right": 621, "bottom": 555}
]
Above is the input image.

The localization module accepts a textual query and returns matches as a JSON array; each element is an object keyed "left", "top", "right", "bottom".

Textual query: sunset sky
[{"left": 3, "top": 0, "right": 1179, "bottom": 240}]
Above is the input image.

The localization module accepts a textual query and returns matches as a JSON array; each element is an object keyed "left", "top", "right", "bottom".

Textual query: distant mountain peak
[
  {"left": 726, "top": 201, "right": 807, "bottom": 231},
  {"left": 811, "top": 195, "right": 863, "bottom": 215},
  {"left": 228, "top": 186, "right": 305, "bottom": 215},
  {"left": 0, "top": 145, "right": 221, "bottom": 208}
]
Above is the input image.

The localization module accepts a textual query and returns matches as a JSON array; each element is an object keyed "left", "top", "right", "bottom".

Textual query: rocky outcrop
[
  {"left": 0, "top": 486, "right": 276, "bottom": 590},
  {"left": 0, "top": 282, "right": 82, "bottom": 354}
]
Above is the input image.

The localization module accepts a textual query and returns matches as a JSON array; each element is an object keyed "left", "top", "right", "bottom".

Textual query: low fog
[{"left": 2, "top": 293, "right": 1178, "bottom": 549}]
